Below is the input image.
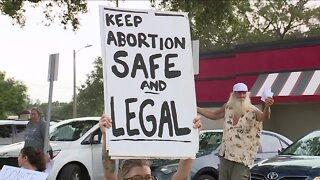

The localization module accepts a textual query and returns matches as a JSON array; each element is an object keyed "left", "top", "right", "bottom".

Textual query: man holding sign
[{"left": 99, "top": 6, "right": 198, "bottom": 159}]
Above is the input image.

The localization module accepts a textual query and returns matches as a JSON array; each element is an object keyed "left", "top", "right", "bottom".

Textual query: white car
[
  {"left": 0, "top": 117, "right": 104, "bottom": 180},
  {"left": 0, "top": 119, "right": 56, "bottom": 148},
  {"left": 0, "top": 119, "right": 29, "bottom": 148}
]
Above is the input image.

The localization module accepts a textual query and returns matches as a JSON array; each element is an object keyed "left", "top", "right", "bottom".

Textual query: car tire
[
  {"left": 57, "top": 164, "right": 85, "bottom": 180},
  {"left": 197, "top": 174, "right": 216, "bottom": 180}
]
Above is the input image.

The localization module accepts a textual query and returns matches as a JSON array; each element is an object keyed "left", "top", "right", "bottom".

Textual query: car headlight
[
  {"left": 160, "top": 163, "right": 179, "bottom": 175},
  {"left": 51, "top": 150, "right": 61, "bottom": 159}
]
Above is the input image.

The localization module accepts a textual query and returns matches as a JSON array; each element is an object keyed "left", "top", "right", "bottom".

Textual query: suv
[
  {"left": 0, "top": 119, "right": 56, "bottom": 148},
  {"left": 152, "top": 130, "right": 293, "bottom": 180},
  {"left": 0, "top": 119, "right": 30, "bottom": 147},
  {"left": 0, "top": 117, "right": 103, "bottom": 180}
]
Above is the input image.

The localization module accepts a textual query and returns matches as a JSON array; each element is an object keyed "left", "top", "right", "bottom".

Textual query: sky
[{"left": 0, "top": 1, "right": 156, "bottom": 103}]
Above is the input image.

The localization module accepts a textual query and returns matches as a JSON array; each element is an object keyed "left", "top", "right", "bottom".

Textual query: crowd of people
[
  {"left": 98, "top": 82, "right": 274, "bottom": 180},
  {"left": 13, "top": 82, "right": 273, "bottom": 180}
]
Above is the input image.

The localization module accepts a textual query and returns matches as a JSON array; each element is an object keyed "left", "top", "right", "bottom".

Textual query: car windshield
[
  {"left": 281, "top": 131, "right": 320, "bottom": 156},
  {"left": 49, "top": 120, "right": 97, "bottom": 141},
  {"left": 198, "top": 131, "right": 223, "bottom": 155}
]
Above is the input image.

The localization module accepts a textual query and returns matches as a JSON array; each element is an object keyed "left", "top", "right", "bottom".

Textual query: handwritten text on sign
[
  {"left": 100, "top": 7, "right": 198, "bottom": 158},
  {"left": 0, "top": 165, "right": 48, "bottom": 180}
]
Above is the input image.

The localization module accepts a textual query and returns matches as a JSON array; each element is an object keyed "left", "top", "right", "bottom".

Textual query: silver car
[{"left": 152, "top": 129, "right": 292, "bottom": 180}]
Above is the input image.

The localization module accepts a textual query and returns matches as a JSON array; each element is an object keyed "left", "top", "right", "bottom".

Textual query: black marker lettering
[
  {"left": 140, "top": 99, "right": 156, "bottom": 137},
  {"left": 112, "top": 51, "right": 129, "bottom": 78},
  {"left": 126, "top": 98, "right": 139, "bottom": 136}
]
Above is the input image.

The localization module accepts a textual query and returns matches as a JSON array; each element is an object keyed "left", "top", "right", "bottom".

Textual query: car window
[
  {"left": 91, "top": 129, "right": 102, "bottom": 144},
  {"left": 15, "top": 125, "right": 27, "bottom": 142},
  {"left": 282, "top": 131, "right": 320, "bottom": 156},
  {"left": 0, "top": 124, "right": 27, "bottom": 145},
  {"left": 0, "top": 125, "right": 13, "bottom": 145},
  {"left": 279, "top": 138, "right": 290, "bottom": 149},
  {"left": 50, "top": 120, "right": 97, "bottom": 141},
  {"left": 260, "top": 134, "right": 282, "bottom": 153},
  {"left": 198, "top": 131, "right": 223, "bottom": 154}
]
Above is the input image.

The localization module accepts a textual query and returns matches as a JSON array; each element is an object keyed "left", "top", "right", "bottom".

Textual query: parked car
[
  {"left": 0, "top": 119, "right": 29, "bottom": 148},
  {"left": 152, "top": 129, "right": 293, "bottom": 180},
  {"left": 0, "top": 117, "right": 103, "bottom": 180},
  {"left": 0, "top": 119, "right": 56, "bottom": 148},
  {"left": 250, "top": 130, "right": 320, "bottom": 180}
]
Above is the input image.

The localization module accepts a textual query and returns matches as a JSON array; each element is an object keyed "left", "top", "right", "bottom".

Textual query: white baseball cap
[{"left": 233, "top": 83, "right": 248, "bottom": 92}]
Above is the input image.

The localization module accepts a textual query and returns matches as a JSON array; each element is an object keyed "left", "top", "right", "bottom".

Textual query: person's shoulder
[{"left": 39, "top": 120, "right": 47, "bottom": 127}]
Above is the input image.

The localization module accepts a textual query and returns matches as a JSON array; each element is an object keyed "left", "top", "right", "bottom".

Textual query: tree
[
  {"left": 238, "top": 0, "right": 320, "bottom": 41},
  {"left": 0, "top": 0, "right": 87, "bottom": 31},
  {"left": 160, "top": 0, "right": 238, "bottom": 52},
  {"left": 29, "top": 101, "right": 73, "bottom": 121},
  {"left": 0, "top": 71, "right": 28, "bottom": 119},
  {"left": 76, "top": 57, "right": 104, "bottom": 117},
  {"left": 0, "top": 0, "right": 156, "bottom": 31},
  {"left": 159, "top": 0, "right": 320, "bottom": 52}
]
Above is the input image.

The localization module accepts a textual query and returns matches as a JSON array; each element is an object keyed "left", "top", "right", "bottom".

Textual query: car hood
[
  {"left": 0, "top": 141, "right": 74, "bottom": 158},
  {"left": 252, "top": 155, "right": 320, "bottom": 174},
  {"left": 0, "top": 142, "right": 24, "bottom": 157}
]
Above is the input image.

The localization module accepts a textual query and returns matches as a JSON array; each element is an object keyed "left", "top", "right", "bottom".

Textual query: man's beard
[{"left": 227, "top": 92, "right": 252, "bottom": 115}]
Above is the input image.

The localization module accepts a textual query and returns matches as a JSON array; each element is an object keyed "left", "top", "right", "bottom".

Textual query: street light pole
[{"left": 73, "top": 44, "right": 92, "bottom": 118}]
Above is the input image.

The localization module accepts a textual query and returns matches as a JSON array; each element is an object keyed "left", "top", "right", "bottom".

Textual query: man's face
[{"left": 234, "top": 91, "right": 247, "bottom": 101}]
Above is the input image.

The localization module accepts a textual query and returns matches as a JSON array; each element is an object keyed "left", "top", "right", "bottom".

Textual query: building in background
[
  {"left": 18, "top": 110, "right": 30, "bottom": 120},
  {"left": 196, "top": 36, "right": 320, "bottom": 141}
]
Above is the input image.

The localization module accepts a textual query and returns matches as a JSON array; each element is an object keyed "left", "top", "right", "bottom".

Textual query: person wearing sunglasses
[{"left": 99, "top": 115, "right": 202, "bottom": 180}]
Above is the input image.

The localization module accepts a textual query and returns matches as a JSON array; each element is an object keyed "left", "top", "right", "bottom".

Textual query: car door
[
  {"left": 260, "top": 133, "right": 284, "bottom": 160},
  {"left": 90, "top": 128, "right": 104, "bottom": 180}
]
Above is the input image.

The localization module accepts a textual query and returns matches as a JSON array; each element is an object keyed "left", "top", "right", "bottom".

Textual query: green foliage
[
  {"left": 0, "top": 71, "right": 28, "bottom": 119},
  {"left": 76, "top": 57, "right": 104, "bottom": 117},
  {"left": 160, "top": 0, "right": 320, "bottom": 52},
  {"left": 29, "top": 101, "right": 73, "bottom": 121},
  {"left": 160, "top": 0, "right": 237, "bottom": 52},
  {"left": 0, "top": 0, "right": 88, "bottom": 31},
  {"left": 243, "top": 0, "right": 320, "bottom": 40}
]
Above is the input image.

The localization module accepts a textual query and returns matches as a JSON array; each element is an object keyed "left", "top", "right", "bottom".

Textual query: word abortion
[{"left": 107, "top": 31, "right": 186, "bottom": 50}]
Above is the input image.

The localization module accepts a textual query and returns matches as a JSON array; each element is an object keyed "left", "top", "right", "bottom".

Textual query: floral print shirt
[{"left": 218, "top": 104, "right": 262, "bottom": 167}]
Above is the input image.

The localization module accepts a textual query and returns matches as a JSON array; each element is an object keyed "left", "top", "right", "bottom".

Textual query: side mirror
[{"left": 278, "top": 148, "right": 284, "bottom": 154}]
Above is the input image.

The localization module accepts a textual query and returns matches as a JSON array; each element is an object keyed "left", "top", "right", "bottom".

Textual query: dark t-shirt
[{"left": 24, "top": 120, "right": 46, "bottom": 152}]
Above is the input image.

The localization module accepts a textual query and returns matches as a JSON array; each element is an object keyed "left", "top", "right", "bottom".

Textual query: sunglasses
[{"left": 124, "top": 175, "right": 157, "bottom": 180}]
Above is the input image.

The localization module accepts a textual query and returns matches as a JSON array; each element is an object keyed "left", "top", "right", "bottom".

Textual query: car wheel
[
  {"left": 57, "top": 164, "right": 85, "bottom": 180},
  {"left": 197, "top": 174, "right": 216, "bottom": 180}
]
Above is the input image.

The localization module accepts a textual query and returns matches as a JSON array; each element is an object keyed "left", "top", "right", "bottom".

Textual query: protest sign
[
  {"left": 0, "top": 165, "right": 48, "bottom": 180},
  {"left": 99, "top": 6, "right": 198, "bottom": 158}
]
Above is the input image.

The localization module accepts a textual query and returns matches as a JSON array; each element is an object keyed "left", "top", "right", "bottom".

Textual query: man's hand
[
  {"left": 193, "top": 115, "right": 202, "bottom": 130},
  {"left": 99, "top": 115, "right": 113, "bottom": 134},
  {"left": 265, "top": 97, "right": 274, "bottom": 108}
]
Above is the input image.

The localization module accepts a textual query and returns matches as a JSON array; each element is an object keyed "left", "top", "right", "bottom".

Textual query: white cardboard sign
[
  {"left": 0, "top": 165, "right": 48, "bottom": 180},
  {"left": 99, "top": 6, "right": 198, "bottom": 159}
]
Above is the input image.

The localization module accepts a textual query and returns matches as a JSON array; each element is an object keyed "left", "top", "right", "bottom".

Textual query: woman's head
[
  {"left": 18, "top": 146, "right": 46, "bottom": 171},
  {"left": 119, "top": 159, "right": 154, "bottom": 180},
  {"left": 30, "top": 107, "right": 42, "bottom": 122}
]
